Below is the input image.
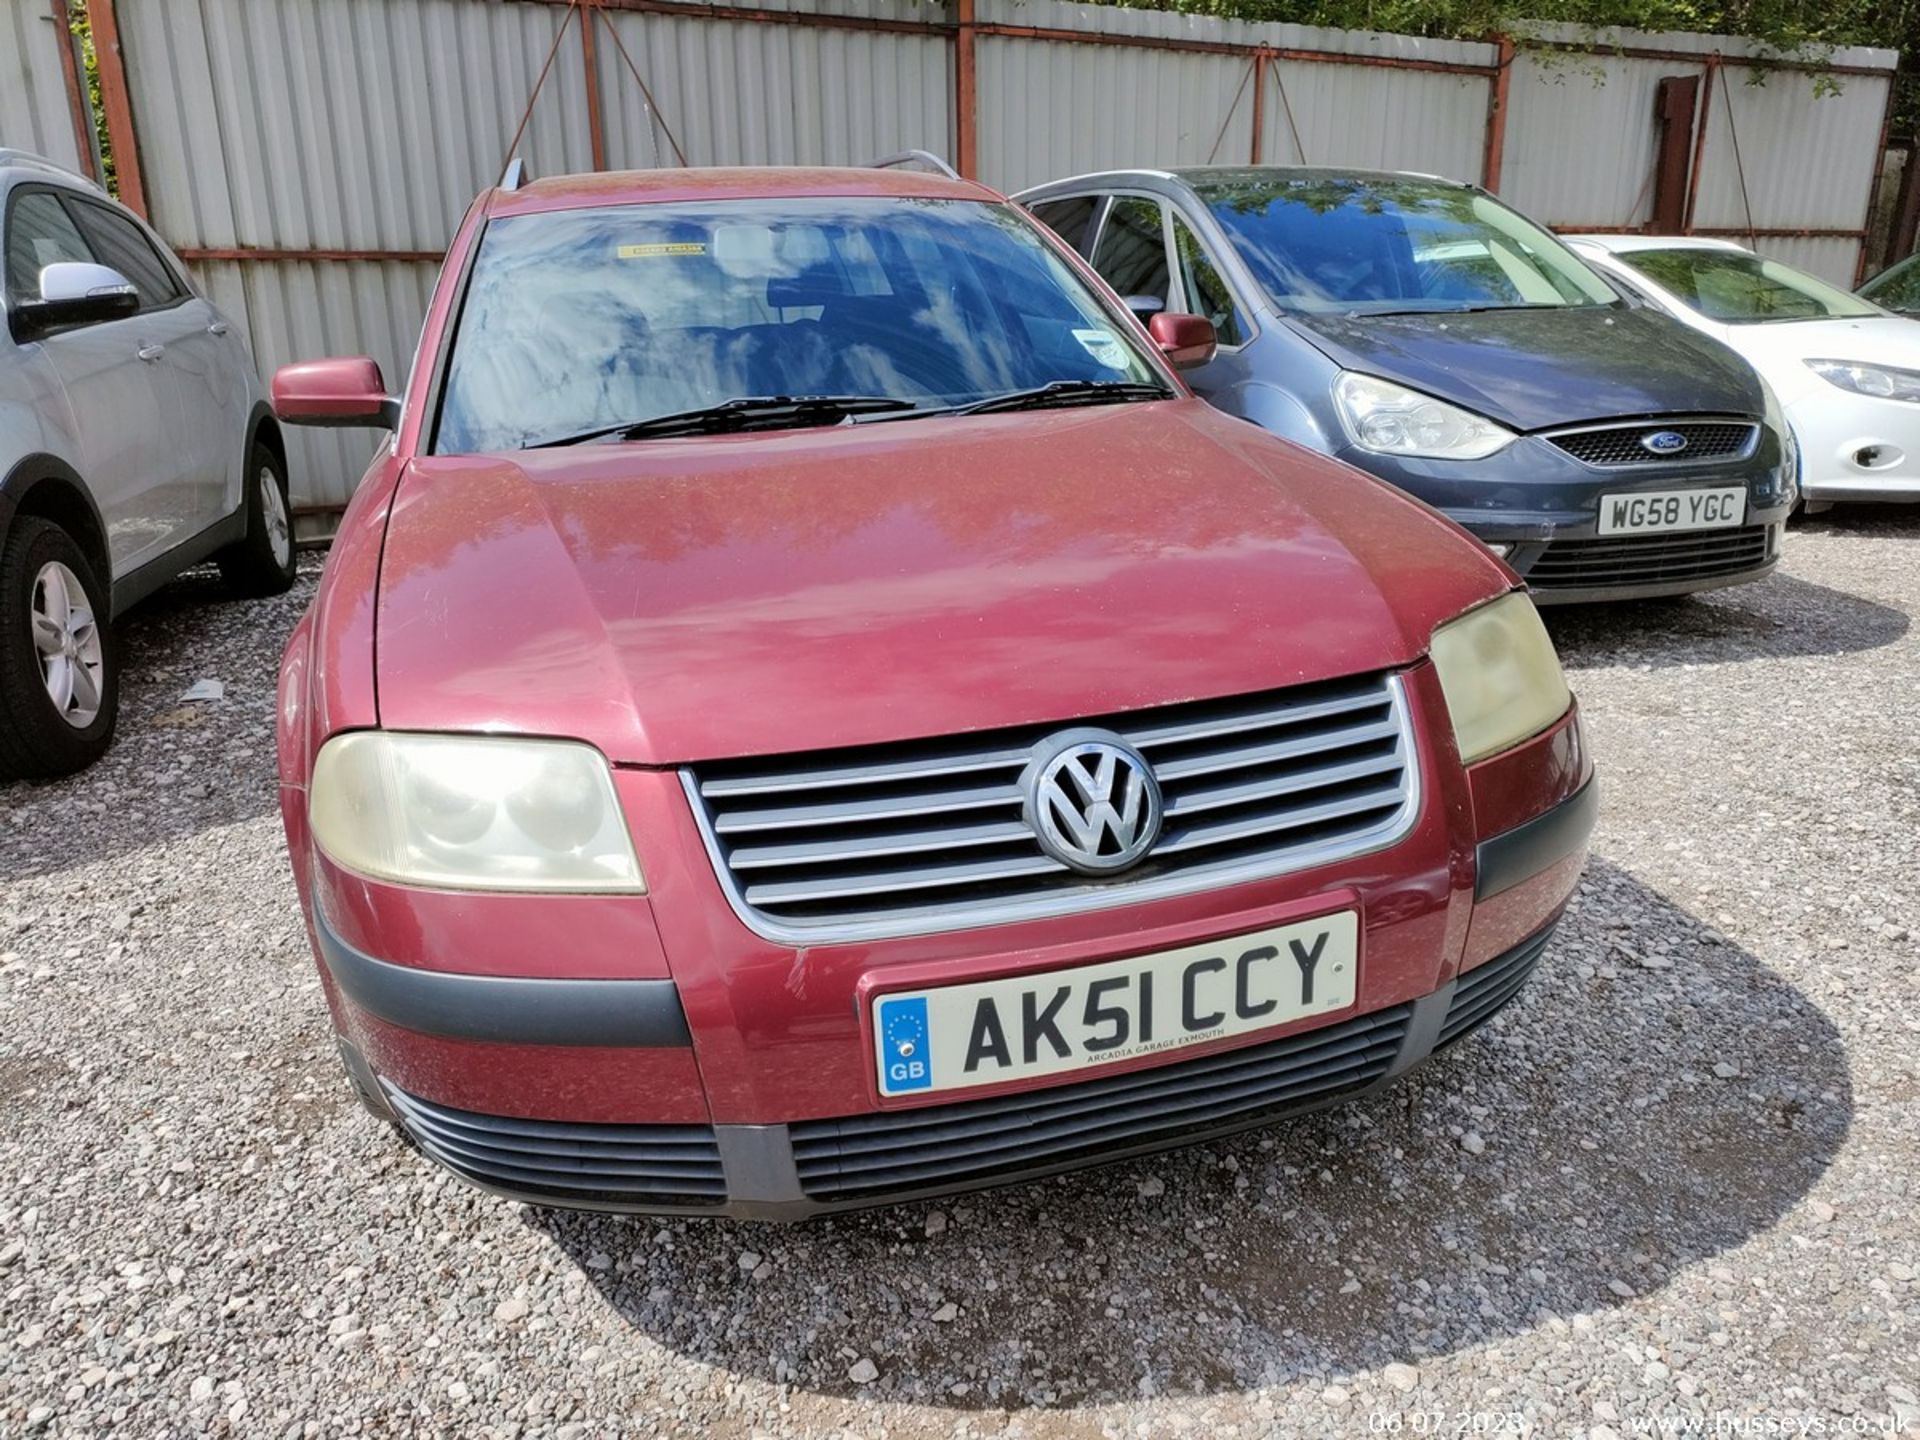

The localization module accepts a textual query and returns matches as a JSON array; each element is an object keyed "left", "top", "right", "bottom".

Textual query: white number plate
[
  {"left": 872, "top": 912, "right": 1359, "bottom": 1097},
  {"left": 1597, "top": 486, "right": 1746, "bottom": 536}
]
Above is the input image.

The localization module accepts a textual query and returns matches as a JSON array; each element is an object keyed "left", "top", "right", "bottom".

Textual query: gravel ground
[{"left": 2, "top": 516, "right": 1917, "bottom": 1440}]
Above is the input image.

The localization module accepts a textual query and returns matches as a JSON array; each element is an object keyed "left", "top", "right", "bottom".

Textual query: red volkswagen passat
[{"left": 272, "top": 163, "right": 1595, "bottom": 1220}]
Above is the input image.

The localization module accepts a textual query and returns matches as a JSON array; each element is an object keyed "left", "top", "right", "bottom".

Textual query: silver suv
[{"left": 0, "top": 150, "right": 293, "bottom": 778}]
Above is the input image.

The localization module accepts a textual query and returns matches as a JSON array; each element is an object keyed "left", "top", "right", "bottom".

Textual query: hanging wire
[
  {"left": 598, "top": 7, "right": 691, "bottom": 167},
  {"left": 1271, "top": 60, "right": 1307, "bottom": 164},
  {"left": 1206, "top": 58, "right": 1256, "bottom": 164},
  {"left": 1624, "top": 159, "right": 1658, "bottom": 230},
  {"left": 1721, "top": 80, "right": 1759, "bottom": 248},
  {"left": 500, "top": 0, "right": 580, "bottom": 178}
]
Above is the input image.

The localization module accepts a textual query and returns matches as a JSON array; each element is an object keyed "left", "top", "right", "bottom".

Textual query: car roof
[
  {"left": 487, "top": 165, "right": 1000, "bottom": 218},
  {"left": 0, "top": 149, "right": 105, "bottom": 193},
  {"left": 1172, "top": 164, "right": 1461, "bottom": 187},
  {"left": 1564, "top": 233, "right": 1751, "bottom": 255},
  {"left": 1014, "top": 164, "right": 1462, "bottom": 198}
]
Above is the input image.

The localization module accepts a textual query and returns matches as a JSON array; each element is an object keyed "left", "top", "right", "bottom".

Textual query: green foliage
[
  {"left": 1092, "top": 0, "right": 1907, "bottom": 64},
  {"left": 64, "top": 0, "right": 117, "bottom": 194}
]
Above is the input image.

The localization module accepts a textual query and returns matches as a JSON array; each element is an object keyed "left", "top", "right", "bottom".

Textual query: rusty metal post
[
  {"left": 582, "top": 0, "right": 608, "bottom": 170},
  {"left": 1250, "top": 50, "right": 1267, "bottom": 164},
  {"left": 1480, "top": 32, "right": 1514, "bottom": 192},
  {"left": 1887, "top": 144, "right": 1920, "bottom": 273},
  {"left": 954, "top": 0, "right": 978, "bottom": 179},
  {"left": 50, "top": 0, "right": 98, "bottom": 181},
  {"left": 1682, "top": 54, "right": 1718, "bottom": 234},
  {"left": 87, "top": 0, "right": 146, "bottom": 214},
  {"left": 1856, "top": 72, "right": 1900, "bottom": 281}
]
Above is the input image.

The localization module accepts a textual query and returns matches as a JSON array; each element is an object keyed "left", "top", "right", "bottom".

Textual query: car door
[
  {"left": 1087, "top": 195, "right": 1175, "bottom": 322},
  {"left": 63, "top": 195, "right": 232, "bottom": 541},
  {"left": 2, "top": 186, "right": 187, "bottom": 581}
]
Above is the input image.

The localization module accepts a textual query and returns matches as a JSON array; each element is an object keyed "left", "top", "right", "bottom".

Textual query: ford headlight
[
  {"left": 1429, "top": 593, "right": 1571, "bottom": 764},
  {"left": 1759, "top": 377, "right": 1798, "bottom": 502},
  {"left": 1806, "top": 358, "right": 1920, "bottom": 403},
  {"left": 1333, "top": 372, "right": 1515, "bottom": 461},
  {"left": 309, "top": 733, "right": 645, "bottom": 892}
]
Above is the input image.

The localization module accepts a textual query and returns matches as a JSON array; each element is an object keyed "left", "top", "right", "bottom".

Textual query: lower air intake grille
[
  {"left": 1525, "top": 525, "right": 1773, "bottom": 591},
  {"left": 788, "top": 1005, "right": 1413, "bottom": 1201},
  {"left": 1549, "top": 420, "right": 1757, "bottom": 467},
  {"left": 1437, "top": 929, "right": 1552, "bottom": 1049},
  {"left": 385, "top": 1087, "right": 726, "bottom": 1208},
  {"left": 686, "top": 672, "right": 1418, "bottom": 941}
]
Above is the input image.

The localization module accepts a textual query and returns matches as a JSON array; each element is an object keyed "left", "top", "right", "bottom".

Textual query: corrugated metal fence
[
  {"left": 1500, "top": 24, "right": 1898, "bottom": 282},
  {"left": 8, "top": 0, "right": 1898, "bottom": 520}
]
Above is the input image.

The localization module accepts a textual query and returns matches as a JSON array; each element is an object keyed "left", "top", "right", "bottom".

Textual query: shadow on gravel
[
  {"left": 1545, "top": 572, "right": 1908, "bottom": 672},
  {"left": 0, "top": 565, "right": 312, "bottom": 883},
  {"left": 536, "top": 857, "right": 1852, "bottom": 1411},
  {"left": 1791, "top": 503, "right": 1920, "bottom": 538}
]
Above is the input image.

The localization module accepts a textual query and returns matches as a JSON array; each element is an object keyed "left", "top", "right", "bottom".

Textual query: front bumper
[
  {"left": 1501, "top": 523, "right": 1782, "bottom": 605},
  {"left": 1336, "top": 431, "right": 1793, "bottom": 601},
  {"left": 337, "top": 920, "right": 1562, "bottom": 1222},
  {"left": 1799, "top": 475, "right": 1920, "bottom": 504},
  {"left": 310, "top": 768, "right": 1598, "bottom": 1223},
  {"left": 1790, "top": 391, "right": 1920, "bottom": 503}
]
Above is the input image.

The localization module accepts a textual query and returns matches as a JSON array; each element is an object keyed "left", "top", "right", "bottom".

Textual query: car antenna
[{"left": 500, "top": 157, "right": 530, "bottom": 192}]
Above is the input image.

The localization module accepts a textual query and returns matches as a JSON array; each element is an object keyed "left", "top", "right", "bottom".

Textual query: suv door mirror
[
  {"left": 15, "top": 262, "right": 140, "bottom": 338},
  {"left": 1148, "top": 312, "right": 1218, "bottom": 370},
  {"left": 273, "top": 357, "right": 402, "bottom": 429}
]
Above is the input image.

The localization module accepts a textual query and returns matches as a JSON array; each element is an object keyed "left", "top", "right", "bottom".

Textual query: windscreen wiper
[
  {"left": 1358, "top": 302, "right": 1563, "bottom": 317},
  {"left": 527, "top": 395, "right": 923, "bottom": 447},
  {"left": 951, "top": 380, "right": 1175, "bottom": 416}
]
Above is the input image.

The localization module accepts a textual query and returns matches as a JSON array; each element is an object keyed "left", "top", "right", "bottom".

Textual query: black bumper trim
[
  {"left": 1475, "top": 775, "right": 1598, "bottom": 901},
  {"left": 313, "top": 904, "right": 691, "bottom": 1048}
]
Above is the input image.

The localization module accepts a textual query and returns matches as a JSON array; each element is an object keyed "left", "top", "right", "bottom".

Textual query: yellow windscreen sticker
[{"left": 617, "top": 242, "right": 706, "bottom": 259}]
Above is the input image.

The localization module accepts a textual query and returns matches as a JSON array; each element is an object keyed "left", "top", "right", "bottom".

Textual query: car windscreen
[
  {"left": 1858, "top": 253, "right": 1920, "bottom": 312},
  {"left": 433, "top": 197, "right": 1164, "bottom": 453},
  {"left": 1192, "top": 174, "right": 1618, "bottom": 317},
  {"left": 1614, "top": 247, "right": 1882, "bottom": 324}
]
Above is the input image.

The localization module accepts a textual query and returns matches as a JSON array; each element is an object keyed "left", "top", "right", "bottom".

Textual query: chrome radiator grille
[
  {"left": 1548, "top": 419, "right": 1758, "bottom": 468},
  {"left": 685, "top": 672, "right": 1419, "bottom": 941}
]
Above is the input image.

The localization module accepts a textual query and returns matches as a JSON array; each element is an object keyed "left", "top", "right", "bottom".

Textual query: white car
[
  {"left": 1, "top": 150, "right": 294, "bottom": 779},
  {"left": 1568, "top": 234, "right": 1919, "bottom": 513}
]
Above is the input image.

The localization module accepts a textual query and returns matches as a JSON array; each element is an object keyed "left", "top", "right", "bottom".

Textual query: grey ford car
[{"left": 1017, "top": 167, "right": 1797, "bottom": 602}]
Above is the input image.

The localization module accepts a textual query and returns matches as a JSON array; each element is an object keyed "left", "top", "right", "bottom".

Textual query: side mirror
[
  {"left": 14, "top": 262, "right": 139, "bottom": 338},
  {"left": 273, "top": 357, "right": 401, "bottom": 429},
  {"left": 1121, "top": 293, "right": 1166, "bottom": 325},
  {"left": 1149, "top": 312, "right": 1218, "bottom": 371}
]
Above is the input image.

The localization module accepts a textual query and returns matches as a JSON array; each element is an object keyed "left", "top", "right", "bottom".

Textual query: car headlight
[
  {"left": 1758, "top": 377, "right": 1799, "bottom": 502},
  {"left": 1806, "top": 358, "right": 1920, "bottom": 403},
  {"left": 1333, "top": 372, "right": 1516, "bottom": 461},
  {"left": 309, "top": 732, "right": 645, "bottom": 892},
  {"left": 1429, "top": 593, "right": 1571, "bottom": 764}
]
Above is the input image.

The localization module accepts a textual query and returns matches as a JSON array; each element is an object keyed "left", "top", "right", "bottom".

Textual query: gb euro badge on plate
[{"left": 876, "top": 994, "right": 933, "bottom": 1093}]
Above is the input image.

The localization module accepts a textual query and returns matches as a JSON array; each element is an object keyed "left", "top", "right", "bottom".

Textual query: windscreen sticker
[
  {"left": 617, "top": 242, "right": 707, "bottom": 259},
  {"left": 1073, "top": 327, "right": 1130, "bottom": 370}
]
